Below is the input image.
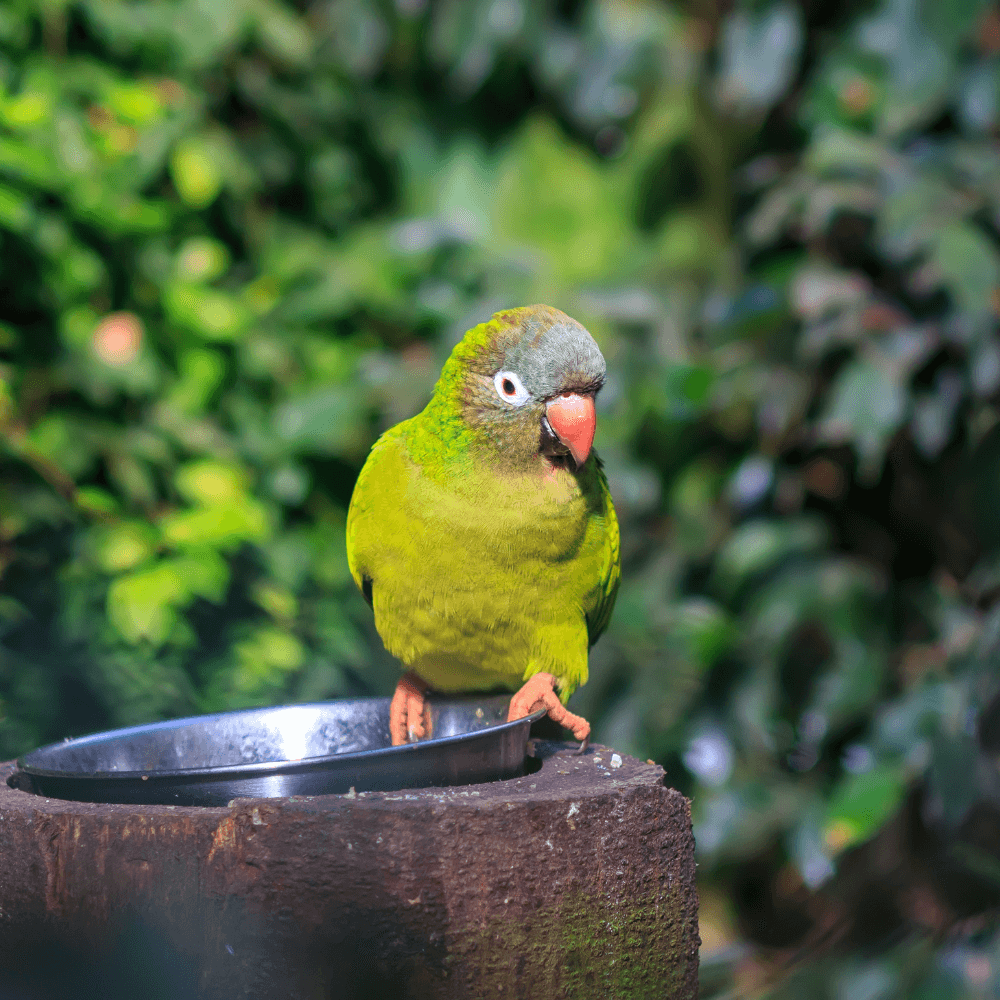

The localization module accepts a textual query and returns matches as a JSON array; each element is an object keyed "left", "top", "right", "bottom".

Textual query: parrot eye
[{"left": 493, "top": 370, "right": 530, "bottom": 407}]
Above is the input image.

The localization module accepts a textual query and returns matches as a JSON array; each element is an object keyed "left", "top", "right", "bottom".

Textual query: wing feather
[{"left": 584, "top": 460, "right": 621, "bottom": 646}]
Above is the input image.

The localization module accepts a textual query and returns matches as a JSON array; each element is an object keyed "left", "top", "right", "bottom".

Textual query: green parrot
[{"left": 346, "top": 305, "right": 620, "bottom": 749}]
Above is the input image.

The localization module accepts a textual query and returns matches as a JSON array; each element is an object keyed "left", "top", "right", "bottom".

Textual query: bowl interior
[{"left": 22, "top": 695, "right": 516, "bottom": 775}]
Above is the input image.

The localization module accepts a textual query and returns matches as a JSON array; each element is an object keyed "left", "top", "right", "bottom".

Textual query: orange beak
[{"left": 545, "top": 393, "right": 596, "bottom": 468}]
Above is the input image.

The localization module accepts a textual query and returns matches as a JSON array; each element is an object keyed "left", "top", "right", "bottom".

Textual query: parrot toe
[
  {"left": 507, "top": 672, "right": 591, "bottom": 748},
  {"left": 389, "top": 672, "right": 430, "bottom": 746}
]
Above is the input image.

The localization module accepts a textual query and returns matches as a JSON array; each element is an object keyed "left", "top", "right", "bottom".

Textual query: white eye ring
[{"left": 493, "top": 370, "right": 531, "bottom": 407}]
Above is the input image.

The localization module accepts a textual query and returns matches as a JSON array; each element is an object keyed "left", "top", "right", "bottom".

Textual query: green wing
[
  {"left": 584, "top": 459, "right": 620, "bottom": 647},
  {"left": 345, "top": 423, "right": 408, "bottom": 607}
]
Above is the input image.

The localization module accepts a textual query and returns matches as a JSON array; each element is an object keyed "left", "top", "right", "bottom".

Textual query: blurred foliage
[{"left": 2, "top": 0, "right": 1000, "bottom": 995}]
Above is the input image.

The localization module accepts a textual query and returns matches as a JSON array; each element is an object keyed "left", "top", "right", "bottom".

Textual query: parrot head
[{"left": 436, "top": 305, "right": 606, "bottom": 472}]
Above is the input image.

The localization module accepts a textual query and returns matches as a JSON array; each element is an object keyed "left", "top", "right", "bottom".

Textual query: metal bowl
[{"left": 12, "top": 696, "right": 545, "bottom": 807}]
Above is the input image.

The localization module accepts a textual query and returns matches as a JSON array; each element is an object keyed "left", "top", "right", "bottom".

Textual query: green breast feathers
[{"left": 346, "top": 304, "right": 620, "bottom": 746}]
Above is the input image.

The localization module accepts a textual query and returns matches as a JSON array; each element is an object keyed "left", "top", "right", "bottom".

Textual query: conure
[{"left": 346, "top": 305, "right": 620, "bottom": 749}]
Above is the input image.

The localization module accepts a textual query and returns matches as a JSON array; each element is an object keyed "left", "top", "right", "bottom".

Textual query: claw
[
  {"left": 507, "top": 672, "right": 591, "bottom": 746},
  {"left": 389, "top": 672, "right": 429, "bottom": 746}
]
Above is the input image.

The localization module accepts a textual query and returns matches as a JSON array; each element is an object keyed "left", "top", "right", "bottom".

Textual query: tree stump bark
[{"left": 0, "top": 740, "right": 698, "bottom": 999}]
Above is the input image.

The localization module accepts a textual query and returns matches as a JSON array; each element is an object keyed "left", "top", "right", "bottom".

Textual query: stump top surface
[{"left": 2, "top": 740, "right": 672, "bottom": 819}]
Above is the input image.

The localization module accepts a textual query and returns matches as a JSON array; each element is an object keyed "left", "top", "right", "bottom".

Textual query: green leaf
[
  {"left": 106, "top": 81, "right": 164, "bottom": 125},
  {"left": 932, "top": 222, "right": 1000, "bottom": 320},
  {"left": 170, "top": 137, "right": 223, "bottom": 208},
  {"left": 165, "top": 283, "right": 250, "bottom": 340},
  {"left": 250, "top": 0, "right": 314, "bottom": 66},
  {"left": 823, "top": 766, "right": 908, "bottom": 854},
  {"left": 0, "top": 136, "right": 59, "bottom": 188},
  {"left": 0, "top": 182, "right": 32, "bottom": 232},
  {"left": 175, "top": 237, "right": 230, "bottom": 283},
  {"left": 167, "top": 348, "right": 226, "bottom": 412},
  {"left": 107, "top": 562, "right": 186, "bottom": 645},
  {"left": 24, "top": 414, "right": 93, "bottom": 478},
  {"left": 671, "top": 599, "right": 737, "bottom": 671},
  {"left": 0, "top": 90, "right": 51, "bottom": 130},
  {"left": 162, "top": 461, "right": 271, "bottom": 549},
  {"left": 105, "top": 548, "right": 229, "bottom": 645},
  {"left": 75, "top": 486, "right": 120, "bottom": 517},
  {"left": 90, "top": 521, "right": 158, "bottom": 573},
  {"left": 493, "top": 118, "right": 633, "bottom": 285},
  {"left": 235, "top": 626, "right": 305, "bottom": 673},
  {"left": 160, "top": 501, "right": 270, "bottom": 549},
  {"left": 717, "top": 3, "right": 804, "bottom": 113},
  {"left": 805, "top": 636, "right": 886, "bottom": 734},
  {"left": 714, "top": 519, "right": 828, "bottom": 597},
  {"left": 818, "top": 359, "right": 907, "bottom": 478},
  {"left": 169, "top": 550, "right": 229, "bottom": 602},
  {"left": 927, "top": 733, "right": 981, "bottom": 827},
  {"left": 273, "top": 385, "right": 365, "bottom": 453},
  {"left": 174, "top": 460, "right": 248, "bottom": 507}
]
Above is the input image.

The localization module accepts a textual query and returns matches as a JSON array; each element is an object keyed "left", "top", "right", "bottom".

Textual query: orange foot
[
  {"left": 507, "top": 672, "right": 591, "bottom": 754},
  {"left": 389, "top": 672, "right": 430, "bottom": 746}
]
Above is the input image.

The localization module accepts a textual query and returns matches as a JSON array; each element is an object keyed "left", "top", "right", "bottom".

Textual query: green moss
[{"left": 455, "top": 890, "right": 697, "bottom": 999}]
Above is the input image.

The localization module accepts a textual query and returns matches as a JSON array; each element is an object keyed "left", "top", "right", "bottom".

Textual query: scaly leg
[
  {"left": 389, "top": 672, "right": 430, "bottom": 746},
  {"left": 507, "top": 671, "right": 590, "bottom": 753}
]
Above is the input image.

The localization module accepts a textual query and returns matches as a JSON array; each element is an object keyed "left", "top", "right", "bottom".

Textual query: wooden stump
[{"left": 0, "top": 740, "right": 698, "bottom": 999}]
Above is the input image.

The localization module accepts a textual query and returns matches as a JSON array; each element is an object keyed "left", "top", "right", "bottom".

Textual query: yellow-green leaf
[
  {"left": 174, "top": 460, "right": 249, "bottom": 506},
  {"left": 823, "top": 766, "right": 908, "bottom": 855},
  {"left": 107, "top": 563, "right": 186, "bottom": 645},
  {"left": 160, "top": 501, "right": 270, "bottom": 549},
  {"left": 170, "top": 138, "right": 222, "bottom": 208},
  {"left": 91, "top": 522, "right": 158, "bottom": 573},
  {"left": 165, "top": 283, "right": 249, "bottom": 340}
]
